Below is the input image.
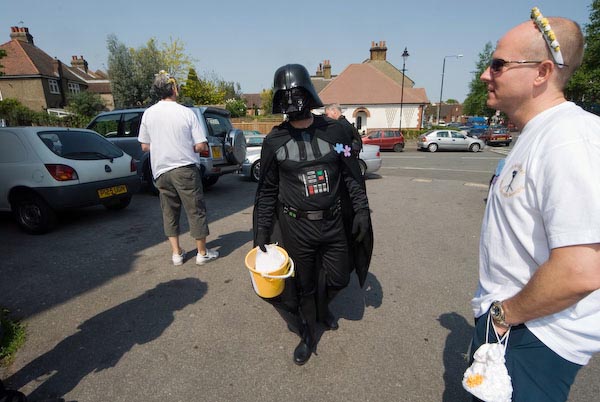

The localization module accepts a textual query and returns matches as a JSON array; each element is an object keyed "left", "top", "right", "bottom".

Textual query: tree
[
  {"left": 446, "top": 99, "right": 459, "bottom": 104},
  {"left": 225, "top": 98, "right": 247, "bottom": 117},
  {"left": 463, "top": 42, "right": 496, "bottom": 118},
  {"left": 566, "top": 0, "right": 600, "bottom": 111},
  {"left": 260, "top": 88, "right": 273, "bottom": 116},
  {"left": 180, "top": 68, "right": 224, "bottom": 105},
  {"left": 161, "top": 37, "right": 195, "bottom": 83},
  {"left": 66, "top": 91, "right": 106, "bottom": 117}
]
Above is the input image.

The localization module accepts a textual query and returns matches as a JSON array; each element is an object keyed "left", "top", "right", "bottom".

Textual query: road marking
[
  {"left": 464, "top": 182, "right": 489, "bottom": 188},
  {"left": 382, "top": 166, "right": 492, "bottom": 173},
  {"left": 412, "top": 178, "right": 432, "bottom": 182}
]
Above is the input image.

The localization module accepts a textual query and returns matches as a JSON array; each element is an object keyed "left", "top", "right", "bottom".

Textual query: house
[
  {"left": 312, "top": 41, "right": 429, "bottom": 133},
  {"left": 241, "top": 93, "right": 263, "bottom": 116},
  {"left": 69, "top": 55, "right": 114, "bottom": 110},
  {"left": 0, "top": 27, "right": 112, "bottom": 113}
]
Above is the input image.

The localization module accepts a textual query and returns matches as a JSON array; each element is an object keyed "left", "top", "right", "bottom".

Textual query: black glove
[
  {"left": 256, "top": 227, "right": 270, "bottom": 252},
  {"left": 351, "top": 210, "right": 370, "bottom": 242}
]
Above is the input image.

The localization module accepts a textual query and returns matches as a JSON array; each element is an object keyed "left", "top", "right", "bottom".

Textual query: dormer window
[{"left": 49, "top": 79, "right": 60, "bottom": 94}]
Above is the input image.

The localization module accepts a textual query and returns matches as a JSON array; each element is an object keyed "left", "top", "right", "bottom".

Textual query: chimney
[
  {"left": 10, "top": 26, "right": 34, "bottom": 45},
  {"left": 71, "top": 55, "right": 89, "bottom": 73},
  {"left": 369, "top": 40, "right": 387, "bottom": 61},
  {"left": 323, "top": 60, "right": 332, "bottom": 79},
  {"left": 316, "top": 62, "right": 323, "bottom": 77}
]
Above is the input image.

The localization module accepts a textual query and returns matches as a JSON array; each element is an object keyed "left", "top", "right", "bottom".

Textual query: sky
[{"left": 1, "top": 0, "right": 593, "bottom": 104}]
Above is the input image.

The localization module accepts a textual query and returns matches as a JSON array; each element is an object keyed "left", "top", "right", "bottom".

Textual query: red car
[{"left": 362, "top": 130, "right": 405, "bottom": 152}]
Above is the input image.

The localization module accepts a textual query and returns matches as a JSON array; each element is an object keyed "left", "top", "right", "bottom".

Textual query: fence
[{"left": 230, "top": 117, "right": 283, "bottom": 134}]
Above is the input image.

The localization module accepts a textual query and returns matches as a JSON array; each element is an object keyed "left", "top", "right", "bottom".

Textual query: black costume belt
[{"left": 281, "top": 200, "right": 341, "bottom": 221}]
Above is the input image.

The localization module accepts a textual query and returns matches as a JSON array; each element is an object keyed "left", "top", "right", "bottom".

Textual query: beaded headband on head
[
  {"left": 530, "top": 7, "right": 565, "bottom": 68},
  {"left": 156, "top": 70, "right": 177, "bottom": 85}
]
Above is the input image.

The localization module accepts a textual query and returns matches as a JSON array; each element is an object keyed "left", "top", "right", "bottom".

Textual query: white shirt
[
  {"left": 471, "top": 102, "right": 600, "bottom": 365},
  {"left": 138, "top": 101, "right": 207, "bottom": 178}
]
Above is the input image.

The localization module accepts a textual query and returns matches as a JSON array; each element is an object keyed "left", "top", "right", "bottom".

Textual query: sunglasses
[{"left": 489, "top": 58, "right": 569, "bottom": 73}]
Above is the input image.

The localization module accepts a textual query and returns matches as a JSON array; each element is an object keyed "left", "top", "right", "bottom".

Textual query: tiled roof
[
  {"left": 319, "top": 63, "right": 429, "bottom": 105},
  {"left": 0, "top": 39, "right": 85, "bottom": 84},
  {"left": 364, "top": 59, "right": 415, "bottom": 87},
  {"left": 242, "top": 93, "right": 262, "bottom": 108}
]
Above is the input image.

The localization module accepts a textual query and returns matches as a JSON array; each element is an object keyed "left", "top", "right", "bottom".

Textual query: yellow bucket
[{"left": 245, "top": 246, "right": 295, "bottom": 298}]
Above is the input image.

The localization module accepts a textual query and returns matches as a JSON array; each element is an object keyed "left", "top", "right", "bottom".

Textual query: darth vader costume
[{"left": 252, "top": 64, "right": 373, "bottom": 365}]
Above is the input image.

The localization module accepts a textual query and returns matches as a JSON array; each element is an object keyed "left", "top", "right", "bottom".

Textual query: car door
[
  {"left": 382, "top": 131, "right": 397, "bottom": 150},
  {"left": 365, "top": 131, "right": 383, "bottom": 148},
  {"left": 436, "top": 131, "right": 451, "bottom": 150},
  {"left": 450, "top": 131, "right": 469, "bottom": 150}
]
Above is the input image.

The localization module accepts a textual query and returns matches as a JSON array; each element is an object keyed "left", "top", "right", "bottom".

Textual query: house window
[
  {"left": 68, "top": 83, "right": 81, "bottom": 94},
  {"left": 49, "top": 79, "right": 60, "bottom": 94}
]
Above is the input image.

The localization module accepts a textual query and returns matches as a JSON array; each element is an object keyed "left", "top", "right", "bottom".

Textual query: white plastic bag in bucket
[{"left": 255, "top": 244, "right": 286, "bottom": 274}]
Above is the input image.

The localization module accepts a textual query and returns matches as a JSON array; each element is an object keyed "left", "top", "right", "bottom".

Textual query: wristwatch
[{"left": 490, "top": 300, "right": 510, "bottom": 328}]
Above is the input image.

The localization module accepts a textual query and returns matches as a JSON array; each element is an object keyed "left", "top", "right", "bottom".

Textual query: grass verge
[{"left": 0, "top": 308, "right": 26, "bottom": 366}]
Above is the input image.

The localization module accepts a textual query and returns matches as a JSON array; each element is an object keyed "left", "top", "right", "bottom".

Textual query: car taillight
[
  {"left": 421, "top": 137, "right": 428, "bottom": 142},
  {"left": 130, "top": 159, "right": 137, "bottom": 172},
  {"left": 45, "top": 164, "right": 78, "bottom": 181},
  {"left": 199, "top": 149, "right": 210, "bottom": 157},
  {"left": 376, "top": 151, "right": 380, "bottom": 157}
]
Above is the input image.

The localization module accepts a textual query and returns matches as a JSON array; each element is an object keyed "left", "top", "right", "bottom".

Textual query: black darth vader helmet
[{"left": 272, "top": 64, "right": 323, "bottom": 116}]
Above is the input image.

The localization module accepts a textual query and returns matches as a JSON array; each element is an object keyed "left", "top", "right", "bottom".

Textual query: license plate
[
  {"left": 98, "top": 185, "right": 128, "bottom": 199},
  {"left": 211, "top": 146, "right": 222, "bottom": 159}
]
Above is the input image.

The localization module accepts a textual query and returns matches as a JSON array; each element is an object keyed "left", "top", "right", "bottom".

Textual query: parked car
[
  {"left": 87, "top": 106, "right": 246, "bottom": 192},
  {"left": 240, "top": 137, "right": 382, "bottom": 182},
  {"left": 466, "top": 127, "right": 486, "bottom": 139},
  {"left": 479, "top": 126, "right": 512, "bottom": 146},
  {"left": 361, "top": 130, "right": 404, "bottom": 152},
  {"left": 0, "top": 127, "right": 140, "bottom": 234},
  {"left": 358, "top": 144, "right": 382, "bottom": 176},
  {"left": 417, "top": 129, "right": 484, "bottom": 153},
  {"left": 240, "top": 133, "right": 266, "bottom": 182}
]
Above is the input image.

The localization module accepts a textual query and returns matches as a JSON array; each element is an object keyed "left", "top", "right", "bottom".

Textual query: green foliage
[
  {"left": 225, "top": 98, "right": 247, "bottom": 117},
  {"left": 463, "top": 42, "right": 496, "bottom": 118},
  {"left": 260, "top": 88, "right": 274, "bottom": 116},
  {"left": 566, "top": 0, "right": 600, "bottom": 111},
  {"left": 107, "top": 35, "right": 165, "bottom": 108},
  {"left": 180, "top": 68, "right": 225, "bottom": 105},
  {"left": 0, "top": 308, "right": 26, "bottom": 366},
  {"left": 66, "top": 91, "right": 106, "bottom": 118},
  {"left": 0, "top": 98, "right": 97, "bottom": 127},
  {"left": 160, "top": 37, "right": 195, "bottom": 83},
  {"left": 445, "top": 99, "right": 459, "bottom": 104}
]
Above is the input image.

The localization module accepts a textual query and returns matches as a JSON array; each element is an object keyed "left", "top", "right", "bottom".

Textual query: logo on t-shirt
[{"left": 499, "top": 163, "right": 525, "bottom": 197}]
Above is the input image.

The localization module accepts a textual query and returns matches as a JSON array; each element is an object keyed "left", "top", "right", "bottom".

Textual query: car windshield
[{"left": 38, "top": 130, "right": 123, "bottom": 160}]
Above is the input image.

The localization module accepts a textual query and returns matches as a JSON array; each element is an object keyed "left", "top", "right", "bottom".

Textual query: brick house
[
  {"left": 312, "top": 41, "right": 429, "bottom": 133},
  {"left": 0, "top": 27, "right": 112, "bottom": 113}
]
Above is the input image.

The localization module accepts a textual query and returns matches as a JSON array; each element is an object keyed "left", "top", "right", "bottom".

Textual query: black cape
[{"left": 252, "top": 115, "right": 373, "bottom": 311}]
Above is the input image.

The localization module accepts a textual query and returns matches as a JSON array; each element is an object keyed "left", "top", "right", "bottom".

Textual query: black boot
[
  {"left": 322, "top": 310, "right": 338, "bottom": 331},
  {"left": 293, "top": 338, "right": 312, "bottom": 365}
]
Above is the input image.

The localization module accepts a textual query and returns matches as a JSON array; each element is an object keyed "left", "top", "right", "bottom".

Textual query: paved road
[{"left": 0, "top": 148, "right": 598, "bottom": 401}]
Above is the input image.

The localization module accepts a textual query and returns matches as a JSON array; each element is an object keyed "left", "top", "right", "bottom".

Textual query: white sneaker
[
  {"left": 196, "top": 248, "right": 219, "bottom": 265},
  {"left": 172, "top": 249, "right": 185, "bottom": 266}
]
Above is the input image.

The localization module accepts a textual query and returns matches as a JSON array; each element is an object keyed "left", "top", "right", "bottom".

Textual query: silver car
[{"left": 417, "top": 129, "right": 484, "bottom": 153}]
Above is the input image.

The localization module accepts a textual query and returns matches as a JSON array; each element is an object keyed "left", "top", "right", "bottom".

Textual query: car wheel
[
  {"left": 469, "top": 143, "right": 481, "bottom": 152},
  {"left": 202, "top": 176, "right": 219, "bottom": 188},
  {"left": 428, "top": 143, "right": 438, "bottom": 153},
  {"left": 104, "top": 195, "right": 132, "bottom": 210},
  {"left": 393, "top": 143, "right": 404, "bottom": 152},
  {"left": 358, "top": 160, "right": 367, "bottom": 176},
  {"left": 12, "top": 194, "right": 57, "bottom": 234},
  {"left": 251, "top": 161, "right": 261, "bottom": 182}
]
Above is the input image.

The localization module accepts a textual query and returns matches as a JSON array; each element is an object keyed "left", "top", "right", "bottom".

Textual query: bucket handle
[{"left": 260, "top": 257, "right": 295, "bottom": 279}]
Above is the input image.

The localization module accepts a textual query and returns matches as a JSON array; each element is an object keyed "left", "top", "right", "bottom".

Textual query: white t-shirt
[
  {"left": 138, "top": 101, "right": 207, "bottom": 178},
  {"left": 471, "top": 102, "right": 600, "bottom": 365}
]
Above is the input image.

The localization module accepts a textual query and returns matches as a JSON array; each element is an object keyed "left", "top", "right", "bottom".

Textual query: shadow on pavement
[
  {"left": 438, "top": 312, "right": 474, "bottom": 402},
  {"left": 4, "top": 278, "right": 207, "bottom": 401}
]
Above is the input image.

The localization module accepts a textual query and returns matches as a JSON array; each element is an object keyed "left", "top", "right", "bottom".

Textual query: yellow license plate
[
  {"left": 211, "top": 146, "right": 222, "bottom": 159},
  {"left": 98, "top": 185, "right": 128, "bottom": 199}
]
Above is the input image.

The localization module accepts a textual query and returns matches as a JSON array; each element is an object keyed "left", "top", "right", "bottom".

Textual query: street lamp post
[
  {"left": 399, "top": 47, "right": 409, "bottom": 134},
  {"left": 437, "top": 54, "right": 463, "bottom": 125}
]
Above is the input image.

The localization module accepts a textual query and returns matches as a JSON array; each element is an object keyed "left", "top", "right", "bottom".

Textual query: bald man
[{"left": 468, "top": 11, "right": 600, "bottom": 402}]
